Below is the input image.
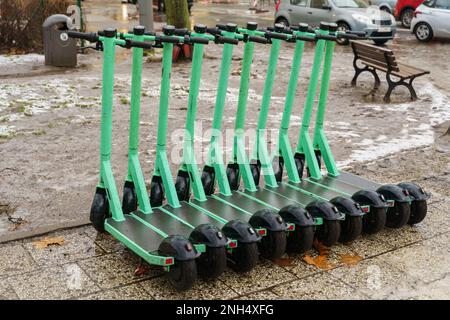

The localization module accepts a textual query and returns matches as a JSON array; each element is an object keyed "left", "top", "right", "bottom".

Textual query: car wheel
[
  {"left": 414, "top": 22, "right": 433, "bottom": 42},
  {"left": 336, "top": 22, "right": 350, "bottom": 45},
  {"left": 400, "top": 8, "right": 414, "bottom": 28},
  {"left": 276, "top": 17, "right": 289, "bottom": 27}
]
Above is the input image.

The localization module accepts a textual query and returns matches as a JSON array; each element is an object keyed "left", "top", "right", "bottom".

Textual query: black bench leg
[
  {"left": 373, "top": 69, "right": 381, "bottom": 90},
  {"left": 407, "top": 77, "right": 418, "bottom": 100},
  {"left": 351, "top": 66, "right": 380, "bottom": 91},
  {"left": 384, "top": 72, "right": 396, "bottom": 103},
  {"left": 351, "top": 69, "right": 362, "bottom": 87}
]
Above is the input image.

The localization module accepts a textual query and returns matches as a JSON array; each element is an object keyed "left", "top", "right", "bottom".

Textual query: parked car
[
  {"left": 411, "top": 0, "right": 450, "bottom": 41},
  {"left": 275, "top": 0, "right": 397, "bottom": 45},
  {"left": 368, "top": 0, "right": 398, "bottom": 13},
  {"left": 394, "top": 0, "right": 424, "bottom": 27},
  {"left": 124, "top": 0, "right": 194, "bottom": 14}
]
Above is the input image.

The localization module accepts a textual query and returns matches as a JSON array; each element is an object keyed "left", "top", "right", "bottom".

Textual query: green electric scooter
[{"left": 67, "top": 29, "right": 201, "bottom": 291}]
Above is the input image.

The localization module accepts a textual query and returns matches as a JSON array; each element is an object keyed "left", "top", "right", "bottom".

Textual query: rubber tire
[
  {"left": 373, "top": 39, "right": 389, "bottom": 46},
  {"left": 294, "top": 154, "right": 305, "bottom": 178},
  {"left": 175, "top": 174, "right": 190, "bottom": 201},
  {"left": 339, "top": 216, "right": 362, "bottom": 243},
  {"left": 273, "top": 157, "right": 284, "bottom": 183},
  {"left": 166, "top": 260, "right": 197, "bottom": 291},
  {"left": 363, "top": 207, "right": 386, "bottom": 234},
  {"left": 122, "top": 184, "right": 137, "bottom": 214},
  {"left": 275, "top": 17, "right": 289, "bottom": 27},
  {"left": 414, "top": 22, "right": 433, "bottom": 42},
  {"left": 250, "top": 163, "right": 261, "bottom": 186},
  {"left": 286, "top": 225, "right": 315, "bottom": 254},
  {"left": 90, "top": 190, "right": 110, "bottom": 233},
  {"left": 201, "top": 169, "right": 215, "bottom": 196},
  {"left": 228, "top": 242, "right": 259, "bottom": 273},
  {"left": 408, "top": 200, "right": 428, "bottom": 225},
  {"left": 401, "top": 8, "right": 414, "bottom": 28},
  {"left": 150, "top": 179, "right": 164, "bottom": 207},
  {"left": 226, "top": 164, "right": 240, "bottom": 191},
  {"left": 386, "top": 202, "right": 411, "bottom": 228},
  {"left": 196, "top": 246, "right": 227, "bottom": 279},
  {"left": 336, "top": 22, "right": 351, "bottom": 45},
  {"left": 317, "top": 220, "right": 341, "bottom": 247},
  {"left": 258, "top": 231, "right": 286, "bottom": 260}
]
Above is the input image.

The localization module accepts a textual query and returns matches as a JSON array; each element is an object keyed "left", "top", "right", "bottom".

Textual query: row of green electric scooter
[{"left": 66, "top": 21, "right": 430, "bottom": 291}]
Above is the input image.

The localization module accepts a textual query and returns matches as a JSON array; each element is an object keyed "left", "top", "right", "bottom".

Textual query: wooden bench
[{"left": 350, "top": 41, "right": 430, "bottom": 102}]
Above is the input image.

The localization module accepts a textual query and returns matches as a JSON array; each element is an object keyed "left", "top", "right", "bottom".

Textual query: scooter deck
[
  {"left": 106, "top": 215, "right": 163, "bottom": 252},
  {"left": 192, "top": 197, "right": 252, "bottom": 221},
  {"left": 214, "top": 192, "right": 276, "bottom": 213},
  {"left": 330, "top": 171, "right": 380, "bottom": 190},
  {"left": 133, "top": 208, "right": 196, "bottom": 237},
  {"left": 242, "top": 187, "right": 314, "bottom": 209},
  {"left": 286, "top": 180, "right": 347, "bottom": 200},
  {"left": 162, "top": 202, "right": 226, "bottom": 229},
  {"left": 310, "top": 172, "right": 379, "bottom": 195}
]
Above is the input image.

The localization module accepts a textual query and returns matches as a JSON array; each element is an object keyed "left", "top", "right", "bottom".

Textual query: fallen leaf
[
  {"left": 273, "top": 257, "right": 295, "bottom": 267},
  {"left": 32, "top": 236, "right": 65, "bottom": 249},
  {"left": 339, "top": 253, "right": 363, "bottom": 267},
  {"left": 313, "top": 239, "right": 331, "bottom": 256},
  {"left": 303, "top": 254, "right": 335, "bottom": 270}
]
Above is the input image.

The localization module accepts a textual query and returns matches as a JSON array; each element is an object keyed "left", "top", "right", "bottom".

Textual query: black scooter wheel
[
  {"left": 250, "top": 162, "right": 261, "bottom": 186},
  {"left": 196, "top": 246, "right": 227, "bottom": 279},
  {"left": 294, "top": 154, "right": 305, "bottom": 178},
  {"left": 90, "top": 189, "right": 110, "bottom": 233},
  {"left": 150, "top": 177, "right": 164, "bottom": 207},
  {"left": 175, "top": 172, "right": 191, "bottom": 201},
  {"left": 167, "top": 259, "right": 197, "bottom": 291},
  {"left": 258, "top": 230, "right": 286, "bottom": 260},
  {"left": 316, "top": 220, "right": 340, "bottom": 247},
  {"left": 201, "top": 168, "right": 215, "bottom": 196},
  {"left": 226, "top": 164, "right": 240, "bottom": 191},
  {"left": 228, "top": 242, "right": 258, "bottom": 273},
  {"left": 386, "top": 202, "right": 410, "bottom": 228},
  {"left": 339, "top": 216, "right": 362, "bottom": 243},
  {"left": 363, "top": 207, "right": 386, "bottom": 234},
  {"left": 286, "top": 225, "right": 314, "bottom": 254},
  {"left": 122, "top": 182, "right": 137, "bottom": 214},
  {"left": 273, "top": 156, "right": 284, "bottom": 183},
  {"left": 408, "top": 200, "right": 427, "bottom": 225}
]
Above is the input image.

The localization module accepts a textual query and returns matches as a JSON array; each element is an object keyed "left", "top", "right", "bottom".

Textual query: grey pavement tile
[
  {"left": 8, "top": 264, "right": 99, "bottom": 300},
  {"left": 411, "top": 201, "right": 450, "bottom": 238},
  {"left": 0, "top": 279, "right": 19, "bottom": 300},
  {"left": 336, "top": 235, "right": 396, "bottom": 259},
  {"left": 234, "top": 290, "right": 281, "bottom": 300},
  {"left": 373, "top": 226, "right": 429, "bottom": 249},
  {"left": 78, "top": 250, "right": 162, "bottom": 290},
  {"left": 280, "top": 254, "right": 322, "bottom": 278},
  {"left": 0, "top": 243, "right": 37, "bottom": 277},
  {"left": 328, "top": 255, "right": 416, "bottom": 299},
  {"left": 80, "top": 283, "right": 153, "bottom": 300},
  {"left": 271, "top": 273, "right": 366, "bottom": 300},
  {"left": 140, "top": 276, "right": 237, "bottom": 300},
  {"left": 24, "top": 229, "right": 105, "bottom": 266},
  {"left": 218, "top": 261, "right": 296, "bottom": 295},
  {"left": 83, "top": 226, "right": 126, "bottom": 253},
  {"left": 401, "top": 274, "right": 450, "bottom": 300}
]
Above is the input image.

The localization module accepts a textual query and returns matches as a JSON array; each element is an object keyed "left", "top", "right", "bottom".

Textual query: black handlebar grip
[
  {"left": 174, "top": 28, "right": 190, "bottom": 36},
  {"left": 337, "top": 33, "right": 359, "bottom": 40},
  {"left": 315, "top": 34, "right": 337, "bottom": 41},
  {"left": 294, "top": 35, "right": 316, "bottom": 42},
  {"left": 156, "top": 35, "right": 181, "bottom": 44},
  {"left": 67, "top": 31, "right": 99, "bottom": 42},
  {"left": 144, "top": 31, "right": 156, "bottom": 36},
  {"left": 264, "top": 31, "right": 289, "bottom": 41},
  {"left": 217, "top": 36, "right": 239, "bottom": 45},
  {"left": 126, "top": 40, "right": 153, "bottom": 49},
  {"left": 189, "top": 36, "right": 210, "bottom": 44},
  {"left": 216, "top": 23, "right": 227, "bottom": 31},
  {"left": 248, "top": 35, "right": 268, "bottom": 44},
  {"left": 206, "top": 27, "right": 221, "bottom": 35},
  {"left": 346, "top": 30, "right": 367, "bottom": 37}
]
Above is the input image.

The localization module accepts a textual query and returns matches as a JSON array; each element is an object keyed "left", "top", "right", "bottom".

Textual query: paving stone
[
  {"left": 0, "top": 279, "right": 19, "bottom": 300},
  {"left": 0, "top": 243, "right": 37, "bottom": 277},
  {"left": 80, "top": 283, "right": 153, "bottom": 300},
  {"left": 336, "top": 235, "right": 396, "bottom": 259},
  {"left": 8, "top": 264, "right": 99, "bottom": 300},
  {"left": 83, "top": 226, "right": 126, "bottom": 253}
]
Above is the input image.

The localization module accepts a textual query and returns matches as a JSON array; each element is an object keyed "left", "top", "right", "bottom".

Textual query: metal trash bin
[{"left": 43, "top": 14, "right": 77, "bottom": 67}]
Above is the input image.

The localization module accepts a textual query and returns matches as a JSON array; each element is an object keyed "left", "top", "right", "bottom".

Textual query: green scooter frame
[{"left": 68, "top": 28, "right": 200, "bottom": 291}]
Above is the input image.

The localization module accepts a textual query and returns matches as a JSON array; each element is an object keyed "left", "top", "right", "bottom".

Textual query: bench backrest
[{"left": 351, "top": 41, "right": 399, "bottom": 72}]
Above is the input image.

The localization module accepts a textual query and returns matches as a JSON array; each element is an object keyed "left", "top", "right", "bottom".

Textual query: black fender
[
  {"left": 352, "top": 189, "right": 388, "bottom": 208},
  {"left": 158, "top": 235, "right": 200, "bottom": 261},
  {"left": 330, "top": 196, "right": 364, "bottom": 217},
  {"left": 222, "top": 219, "right": 261, "bottom": 244},
  {"left": 305, "top": 200, "right": 344, "bottom": 221},
  {"left": 397, "top": 182, "right": 431, "bottom": 201},
  {"left": 189, "top": 223, "right": 228, "bottom": 248},
  {"left": 278, "top": 205, "right": 315, "bottom": 227},
  {"left": 376, "top": 184, "right": 411, "bottom": 203},
  {"left": 248, "top": 209, "right": 288, "bottom": 232}
]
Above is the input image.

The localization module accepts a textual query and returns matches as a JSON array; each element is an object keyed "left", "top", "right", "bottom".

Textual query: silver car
[
  {"left": 368, "top": 0, "right": 398, "bottom": 13},
  {"left": 411, "top": 0, "right": 450, "bottom": 41},
  {"left": 275, "top": 0, "right": 397, "bottom": 45}
]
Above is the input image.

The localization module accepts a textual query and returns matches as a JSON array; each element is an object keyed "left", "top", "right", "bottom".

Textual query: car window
[
  {"left": 310, "top": 0, "right": 328, "bottom": 8},
  {"left": 291, "top": 0, "right": 308, "bottom": 6},
  {"left": 435, "top": 0, "right": 450, "bottom": 9},
  {"left": 333, "top": 0, "right": 367, "bottom": 8}
]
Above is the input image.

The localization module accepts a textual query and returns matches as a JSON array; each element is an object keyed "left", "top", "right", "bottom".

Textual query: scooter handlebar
[
  {"left": 155, "top": 35, "right": 181, "bottom": 44},
  {"left": 174, "top": 28, "right": 190, "bottom": 36},
  {"left": 264, "top": 31, "right": 289, "bottom": 41},
  {"left": 206, "top": 27, "right": 221, "bottom": 36},
  {"left": 294, "top": 35, "right": 316, "bottom": 42},
  {"left": 126, "top": 40, "right": 153, "bottom": 49},
  {"left": 315, "top": 34, "right": 337, "bottom": 41},
  {"left": 67, "top": 31, "right": 99, "bottom": 43},
  {"left": 336, "top": 33, "right": 360, "bottom": 40},
  {"left": 247, "top": 35, "right": 268, "bottom": 44},
  {"left": 346, "top": 30, "right": 367, "bottom": 37},
  {"left": 216, "top": 36, "right": 239, "bottom": 45},
  {"left": 188, "top": 36, "right": 210, "bottom": 44}
]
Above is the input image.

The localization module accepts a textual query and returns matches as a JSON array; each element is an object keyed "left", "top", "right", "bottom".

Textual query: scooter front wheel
[
  {"left": 258, "top": 230, "right": 286, "bottom": 260},
  {"left": 386, "top": 202, "right": 410, "bottom": 228},
  {"left": 196, "top": 246, "right": 227, "bottom": 279},
  {"left": 167, "top": 260, "right": 198, "bottom": 291},
  {"left": 339, "top": 216, "right": 362, "bottom": 243},
  {"left": 286, "top": 225, "right": 314, "bottom": 254},
  {"left": 228, "top": 242, "right": 258, "bottom": 273},
  {"left": 90, "top": 188, "right": 110, "bottom": 232},
  {"left": 316, "top": 219, "right": 340, "bottom": 247},
  {"left": 363, "top": 207, "right": 386, "bottom": 234},
  {"left": 409, "top": 200, "right": 427, "bottom": 225}
]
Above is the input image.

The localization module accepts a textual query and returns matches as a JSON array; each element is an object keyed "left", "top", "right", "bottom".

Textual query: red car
[{"left": 394, "top": 0, "right": 424, "bottom": 28}]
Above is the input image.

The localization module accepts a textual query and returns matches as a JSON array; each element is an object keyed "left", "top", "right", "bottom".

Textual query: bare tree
[{"left": 165, "top": 0, "right": 190, "bottom": 29}]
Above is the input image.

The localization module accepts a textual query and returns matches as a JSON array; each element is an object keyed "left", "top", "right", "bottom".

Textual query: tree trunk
[{"left": 165, "top": 0, "right": 190, "bottom": 29}]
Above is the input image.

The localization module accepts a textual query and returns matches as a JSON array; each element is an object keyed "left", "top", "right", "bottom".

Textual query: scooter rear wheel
[
  {"left": 175, "top": 172, "right": 191, "bottom": 201},
  {"left": 90, "top": 189, "right": 110, "bottom": 232},
  {"left": 408, "top": 200, "right": 427, "bottom": 225},
  {"left": 286, "top": 225, "right": 314, "bottom": 254},
  {"left": 317, "top": 220, "right": 340, "bottom": 247},
  {"left": 363, "top": 207, "right": 386, "bottom": 234},
  {"left": 228, "top": 242, "right": 258, "bottom": 273},
  {"left": 167, "top": 259, "right": 197, "bottom": 291},
  {"left": 386, "top": 202, "right": 410, "bottom": 228},
  {"left": 250, "top": 162, "right": 261, "bottom": 186},
  {"left": 226, "top": 164, "right": 240, "bottom": 191},
  {"left": 201, "top": 167, "right": 215, "bottom": 196},
  {"left": 258, "top": 231, "right": 286, "bottom": 260},
  {"left": 339, "top": 216, "right": 362, "bottom": 243},
  {"left": 196, "top": 246, "right": 227, "bottom": 279}
]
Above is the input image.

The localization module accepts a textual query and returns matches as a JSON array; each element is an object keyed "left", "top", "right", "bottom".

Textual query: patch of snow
[{"left": 0, "top": 54, "right": 44, "bottom": 66}]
